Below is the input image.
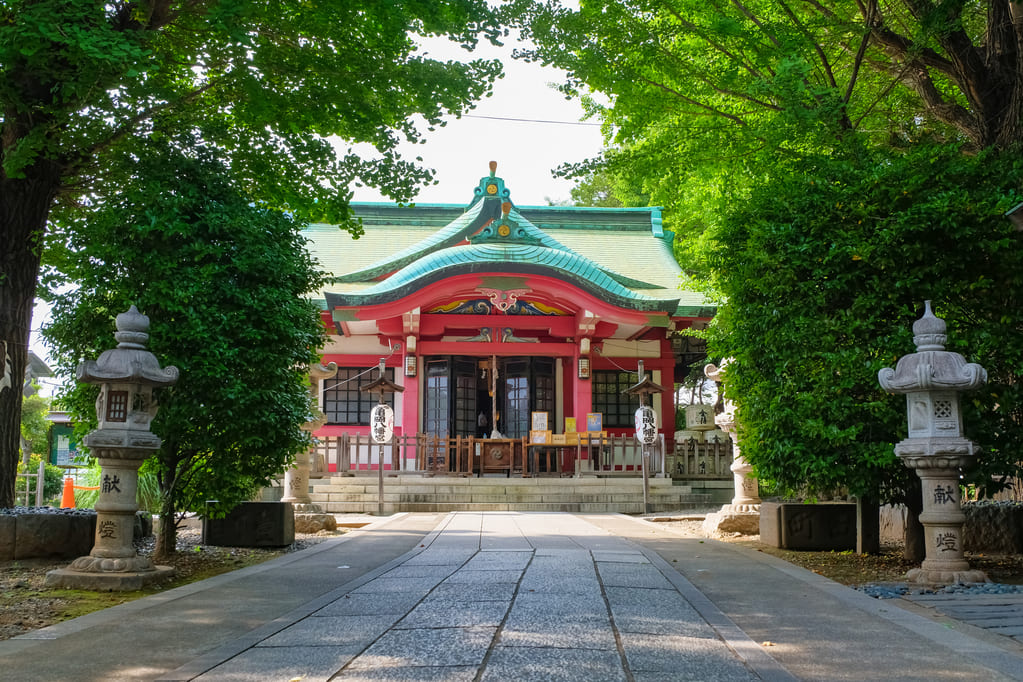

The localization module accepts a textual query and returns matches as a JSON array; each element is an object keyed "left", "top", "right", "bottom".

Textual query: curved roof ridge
[
  {"left": 325, "top": 243, "right": 681, "bottom": 313},
  {"left": 473, "top": 207, "right": 667, "bottom": 291},
  {"left": 330, "top": 199, "right": 494, "bottom": 283}
]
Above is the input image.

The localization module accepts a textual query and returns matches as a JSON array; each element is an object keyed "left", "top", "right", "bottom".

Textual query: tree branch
[
  {"left": 637, "top": 75, "right": 756, "bottom": 126},
  {"left": 82, "top": 80, "right": 219, "bottom": 160},
  {"left": 660, "top": 3, "right": 773, "bottom": 80}
]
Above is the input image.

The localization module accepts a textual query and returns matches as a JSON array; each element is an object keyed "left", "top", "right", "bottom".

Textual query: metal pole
[
  {"left": 378, "top": 441, "right": 384, "bottom": 515},
  {"left": 378, "top": 393, "right": 385, "bottom": 515},
  {"left": 642, "top": 442, "right": 650, "bottom": 513},
  {"left": 36, "top": 459, "right": 45, "bottom": 507}
]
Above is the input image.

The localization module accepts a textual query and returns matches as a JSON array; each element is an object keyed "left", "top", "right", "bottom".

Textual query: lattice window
[
  {"left": 934, "top": 400, "right": 953, "bottom": 420},
  {"left": 591, "top": 371, "right": 641, "bottom": 428},
  {"left": 106, "top": 391, "right": 128, "bottom": 422},
  {"left": 323, "top": 368, "right": 395, "bottom": 425},
  {"left": 423, "top": 360, "right": 449, "bottom": 436}
]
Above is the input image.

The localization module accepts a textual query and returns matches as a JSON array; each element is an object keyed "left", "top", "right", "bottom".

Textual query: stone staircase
[{"left": 307, "top": 475, "right": 722, "bottom": 514}]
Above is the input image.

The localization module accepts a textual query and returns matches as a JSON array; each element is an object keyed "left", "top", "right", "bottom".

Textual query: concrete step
[
  {"left": 315, "top": 499, "right": 714, "bottom": 514},
  {"left": 306, "top": 475, "right": 715, "bottom": 513},
  {"left": 309, "top": 493, "right": 709, "bottom": 505}
]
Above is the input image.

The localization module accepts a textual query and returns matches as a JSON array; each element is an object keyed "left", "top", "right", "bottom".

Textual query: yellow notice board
[{"left": 564, "top": 417, "right": 577, "bottom": 433}]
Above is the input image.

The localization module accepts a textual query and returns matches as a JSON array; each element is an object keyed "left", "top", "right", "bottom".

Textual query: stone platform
[{"left": 308, "top": 475, "right": 718, "bottom": 513}]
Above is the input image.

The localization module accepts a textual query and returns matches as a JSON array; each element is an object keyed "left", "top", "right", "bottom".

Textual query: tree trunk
[
  {"left": 0, "top": 172, "right": 59, "bottom": 509},
  {"left": 903, "top": 480, "right": 926, "bottom": 563},
  {"left": 154, "top": 492, "right": 178, "bottom": 560}
]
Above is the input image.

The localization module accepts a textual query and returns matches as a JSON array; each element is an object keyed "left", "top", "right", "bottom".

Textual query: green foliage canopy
[
  {"left": 42, "top": 143, "right": 327, "bottom": 552},
  {"left": 509, "top": 1, "right": 1023, "bottom": 267},
  {"left": 0, "top": 0, "right": 503, "bottom": 508},
  {"left": 19, "top": 388, "right": 49, "bottom": 461},
  {"left": 513, "top": 1, "right": 1023, "bottom": 504},
  {"left": 708, "top": 145, "right": 1023, "bottom": 502}
]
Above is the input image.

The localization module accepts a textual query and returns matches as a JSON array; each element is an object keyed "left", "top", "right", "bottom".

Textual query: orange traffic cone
[{"left": 60, "top": 477, "right": 76, "bottom": 508}]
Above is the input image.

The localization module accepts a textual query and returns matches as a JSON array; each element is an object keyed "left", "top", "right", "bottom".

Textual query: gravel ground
[{"left": 0, "top": 524, "right": 342, "bottom": 641}]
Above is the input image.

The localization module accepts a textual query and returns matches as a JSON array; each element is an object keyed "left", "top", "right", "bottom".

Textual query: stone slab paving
[
  {"left": 904, "top": 592, "right": 1023, "bottom": 643},
  {"left": 183, "top": 512, "right": 773, "bottom": 681},
  {"left": 586, "top": 513, "right": 1023, "bottom": 682}
]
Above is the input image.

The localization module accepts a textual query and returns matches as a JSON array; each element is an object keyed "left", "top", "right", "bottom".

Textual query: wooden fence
[
  {"left": 14, "top": 459, "right": 46, "bottom": 507},
  {"left": 669, "top": 437, "right": 734, "bottom": 478},
  {"left": 311, "top": 433, "right": 686, "bottom": 478}
]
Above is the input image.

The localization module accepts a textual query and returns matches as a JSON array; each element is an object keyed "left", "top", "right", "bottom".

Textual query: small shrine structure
[{"left": 298, "top": 163, "right": 716, "bottom": 492}]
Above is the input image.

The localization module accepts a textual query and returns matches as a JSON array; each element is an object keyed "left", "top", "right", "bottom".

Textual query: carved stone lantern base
[
  {"left": 45, "top": 563, "right": 174, "bottom": 591},
  {"left": 702, "top": 509, "right": 760, "bottom": 535},
  {"left": 703, "top": 453, "right": 761, "bottom": 536},
  {"left": 898, "top": 447, "right": 988, "bottom": 585},
  {"left": 294, "top": 512, "right": 338, "bottom": 534},
  {"left": 906, "top": 566, "right": 988, "bottom": 585}
]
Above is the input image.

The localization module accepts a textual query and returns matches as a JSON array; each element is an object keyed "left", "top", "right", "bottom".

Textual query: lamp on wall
[
  {"left": 404, "top": 354, "right": 417, "bottom": 377},
  {"left": 578, "top": 356, "right": 590, "bottom": 379}
]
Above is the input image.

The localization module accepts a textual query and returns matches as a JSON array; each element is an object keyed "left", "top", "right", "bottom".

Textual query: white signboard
[
  {"left": 370, "top": 404, "right": 394, "bottom": 444},
  {"left": 634, "top": 406, "right": 658, "bottom": 445}
]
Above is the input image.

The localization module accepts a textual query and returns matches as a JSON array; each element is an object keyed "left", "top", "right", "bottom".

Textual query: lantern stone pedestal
[
  {"left": 879, "top": 302, "right": 988, "bottom": 584},
  {"left": 283, "top": 363, "right": 338, "bottom": 533},
  {"left": 46, "top": 307, "right": 178, "bottom": 591},
  {"left": 702, "top": 361, "right": 761, "bottom": 536}
]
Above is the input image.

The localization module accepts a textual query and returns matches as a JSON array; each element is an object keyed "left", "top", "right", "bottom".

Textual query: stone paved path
[
  {"left": 905, "top": 592, "right": 1023, "bottom": 644},
  {"left": 188, "top": 512, "right": 776, "bottom": 681}
]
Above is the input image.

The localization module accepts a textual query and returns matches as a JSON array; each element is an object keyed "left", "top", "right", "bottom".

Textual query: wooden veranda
[{"left": 311, "top": 433, "right": 734, "bottom": 481}]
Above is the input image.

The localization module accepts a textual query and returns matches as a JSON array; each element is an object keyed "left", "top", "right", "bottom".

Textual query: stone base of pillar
[
  {"left": 294, "top": 513, "right": 338, "bottom": 534},
  {"left": 906, "top": 566, "right": 988, "bottom": 585},
  {"left": 702, "top": 505, "right": 761, "bottom": 535},
  {"left": 290, "top": 502, "right": 323, "bottom": 513},
  {"left": 45, "top": 564, "right": 174, "bottom": 591}
]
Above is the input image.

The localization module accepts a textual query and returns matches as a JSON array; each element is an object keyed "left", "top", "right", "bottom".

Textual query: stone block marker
[
  {"left": 759, "top": 501, "right": 857, "bottom": 550},
  {"left": 202, "top": 501, "right": 295, "bottom": 547}
]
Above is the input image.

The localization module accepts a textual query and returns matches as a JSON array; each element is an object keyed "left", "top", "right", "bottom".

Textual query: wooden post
[
  {"left": 377, "top": 439, "right": 384, "bottom": 515},
  {"left": 35, "top": 458, "right": 45, "bottom": 507}
]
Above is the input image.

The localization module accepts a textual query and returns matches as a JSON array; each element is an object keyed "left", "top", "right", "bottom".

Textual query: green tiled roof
[
  {"left": 324, "top": 243, "right": 682, "bottom": 313},
  {"left": 304, "top": 177, "right": 714, "bottom": 318}
]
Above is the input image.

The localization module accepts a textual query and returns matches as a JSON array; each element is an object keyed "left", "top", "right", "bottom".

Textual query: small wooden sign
[
  {"left": 529, "top": 429, "right": 551, "bottom": 444},
  {"left": 370, "top": 404, "right": 394, "bottom": 444}
]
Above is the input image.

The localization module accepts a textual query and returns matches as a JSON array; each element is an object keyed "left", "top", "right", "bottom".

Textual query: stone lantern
[
  {"left": 46, "top": 306, "right": 179, "bottom": 590},
  {"left": 878, "top": 301, "right": 987, "bottom": 584},
  {"left": 702, "top": 360, "right": 761, "bottom": 535},
  {"left": 283, "top": 362, "right": 338, "bottom": 533}
]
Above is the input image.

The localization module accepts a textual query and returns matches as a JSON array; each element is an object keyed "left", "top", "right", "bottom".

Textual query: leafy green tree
[
  {"left": 509, "top": 0, "right": 1023, "bottom": 264},
  {"left": 19, "top": 386, "right": 50, "bottom": 465},
  {"left": 512, "top": 2, "right": 1023, "bottom": 528},
  {"left": 0, "top": 0, "right": 503, "bottom": 508},
  {"left": 708, "top": 144, "right": 1023, "bottom": 508},
  {"left": 43, "top": 143, "right": 326, "bottom": 557}
]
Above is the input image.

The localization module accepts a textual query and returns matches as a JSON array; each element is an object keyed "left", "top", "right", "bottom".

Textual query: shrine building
[{"left": 300, "top": 164, "right": 718, "bottom": 487}]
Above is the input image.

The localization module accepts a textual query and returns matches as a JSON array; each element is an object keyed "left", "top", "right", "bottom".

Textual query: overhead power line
[{"left": 463, "top": 114, "right": 601, "bottom": 127}]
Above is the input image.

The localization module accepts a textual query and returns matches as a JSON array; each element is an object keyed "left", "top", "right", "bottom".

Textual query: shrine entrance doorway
[{"left": 422, "top": 355, "right": 556, "bottom": 439}]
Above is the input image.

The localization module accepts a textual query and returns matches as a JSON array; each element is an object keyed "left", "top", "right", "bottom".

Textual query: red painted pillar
[
  {"left": 572, "top": 349, "right": 592, "bottom": 430},
  {"left": 401, "top": 354, "right": 420, "bottom": 469},
  {"left": 656, "top": 337, "right": 677, "bottom": 455}
]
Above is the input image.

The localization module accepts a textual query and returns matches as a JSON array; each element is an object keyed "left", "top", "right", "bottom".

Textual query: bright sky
[{"left": 350, "top": 35, "right": 605, "bottom": 206}]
